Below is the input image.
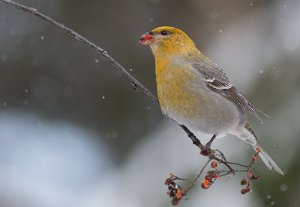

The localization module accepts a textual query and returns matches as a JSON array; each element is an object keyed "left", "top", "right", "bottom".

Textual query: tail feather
[
  {"left": 232, "top": 122, "right": 284, "bottom": 175},
  {"left": 254, "top": 145, "right": 284, "bottom": 175}
]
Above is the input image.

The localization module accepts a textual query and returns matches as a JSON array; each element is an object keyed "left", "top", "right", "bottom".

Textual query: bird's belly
[{"left": 157, "top": 71, "right": 240, "bottom": 134}]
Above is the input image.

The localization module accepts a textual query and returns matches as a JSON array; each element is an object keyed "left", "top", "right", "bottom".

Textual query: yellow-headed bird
[{"left": 140, "top": 26, "right": 283, "bottom": 175}]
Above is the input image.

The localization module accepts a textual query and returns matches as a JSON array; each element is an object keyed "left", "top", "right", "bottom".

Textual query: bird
[{"left": 139, "top": 26, "right": 283, "bottom": 175}]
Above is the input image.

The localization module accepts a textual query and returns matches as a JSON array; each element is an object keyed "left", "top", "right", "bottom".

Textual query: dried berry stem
[{"left": 185, "top": 159, "right": 212, "bottom": 192}]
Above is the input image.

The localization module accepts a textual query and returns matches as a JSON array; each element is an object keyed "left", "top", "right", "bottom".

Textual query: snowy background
[{"left": 0, "top": 0, "right": 299, "bottom": 206}]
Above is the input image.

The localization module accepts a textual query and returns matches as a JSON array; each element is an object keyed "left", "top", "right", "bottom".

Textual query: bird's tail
[
  {"left": 253, "top": 145, "right": 284, "bottom": 175},
  {"left": 232, "top": 122, "right": 284, "bottom": 175}
]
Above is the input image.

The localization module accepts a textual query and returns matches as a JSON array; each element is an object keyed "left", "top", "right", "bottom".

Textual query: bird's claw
[{"left": 200, "top": 146, "right": 215, "bottom": 157}]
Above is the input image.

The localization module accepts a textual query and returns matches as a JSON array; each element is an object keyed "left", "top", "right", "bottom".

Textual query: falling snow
[
  {"left": 107, "top": 132, "right": 119, "bottom": 139},
  {"left": 280, "top": 184, "right": 288, "bottom": 192}
]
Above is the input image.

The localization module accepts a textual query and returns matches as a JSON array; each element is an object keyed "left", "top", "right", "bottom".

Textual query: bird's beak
[{"left": 139, "top": 32, "right": 155, "bottom": 45}]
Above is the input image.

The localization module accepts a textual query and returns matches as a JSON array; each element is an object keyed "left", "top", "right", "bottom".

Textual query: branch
[
  {"left": 1, "top": 0, "right": 157, "bottom": 102},
  {"left": 0, "top": 0, "right": 204, "bottom": 148}
]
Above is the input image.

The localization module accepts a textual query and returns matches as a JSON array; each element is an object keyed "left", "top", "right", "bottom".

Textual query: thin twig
[
  {"left": 212, "top": 157, "right": 235, "bottom": 173},
  {"left": 0, "top": 0, "right": 203, "bottom": 149},
  {"left": 1, "top": 0, "right": 157, "bottom": 102},
  {"left": 185, "top": 158, "right": 212, "bottom": 192},
  {"left": 226, "top": 161, "right": 250, "bottom": 168}
]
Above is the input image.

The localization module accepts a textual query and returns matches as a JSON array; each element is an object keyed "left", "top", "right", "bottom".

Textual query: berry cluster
[
  {"left": 164, "top": 150, "right": 262, "bottom": 206},
  {"left": 165, "top": 174, "right": 185, "bottom": 205},
  {"left": 201, "top": 161, "right": 219, "bottom": 189},
  {"left": 240, "top": 152, "right": 261, "bottom": 194},
  {"left": 240, "top": 170, "right": 260, "bottom": 194}
]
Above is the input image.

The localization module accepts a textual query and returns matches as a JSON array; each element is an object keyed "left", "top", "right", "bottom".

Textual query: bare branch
[{"left": 1, "top": 0, "right": 157, "bottom": 103}]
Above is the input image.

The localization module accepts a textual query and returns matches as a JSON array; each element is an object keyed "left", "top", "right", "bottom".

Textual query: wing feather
[{"left": 191, "top": 57, "right": 264, "bottom": 123}]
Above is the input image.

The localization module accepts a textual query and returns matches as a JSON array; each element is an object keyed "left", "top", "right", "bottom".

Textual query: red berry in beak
[{"left": 139, "top": 32, "right": 155, "bottom": 45}]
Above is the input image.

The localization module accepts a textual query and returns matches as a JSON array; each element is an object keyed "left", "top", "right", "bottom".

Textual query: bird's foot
[
  {"left": 200, "top": 135, "right": 217, "bottom": 157},
  {"left": 200, "top": 146, "right": 215, "bottom": 157}
]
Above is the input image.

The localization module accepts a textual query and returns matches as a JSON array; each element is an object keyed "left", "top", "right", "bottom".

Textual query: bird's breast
[{"left": 155, "top": 60, "right": 206, "bottom": 118}]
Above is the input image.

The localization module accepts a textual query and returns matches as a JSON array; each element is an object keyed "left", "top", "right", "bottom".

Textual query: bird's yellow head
[{"left": 139, "top": 26, "right": 197, "bottom": 56}]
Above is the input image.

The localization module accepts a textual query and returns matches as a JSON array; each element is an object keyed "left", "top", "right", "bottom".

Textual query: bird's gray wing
[{"left": 191, "top": 58, "right": 264, "bottom": 123}]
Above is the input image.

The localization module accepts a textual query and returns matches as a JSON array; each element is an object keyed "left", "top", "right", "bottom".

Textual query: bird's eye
[{"left": 160, "top": 30, "right": 169, "bottom": 36}]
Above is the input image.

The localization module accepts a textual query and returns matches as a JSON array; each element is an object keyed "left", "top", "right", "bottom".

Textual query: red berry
[
  {"left": 241, "top": 188, "right": 250, "bottom": 194},
  {"left": 205, "top": 175, "right": 212, "bottom": 181},
  {"left": 250, "top": 175, "right": 260, "bottom": 181},
  {"left": 165, "top": 178, "right": 173, "bottom": 185},
  {"left": 241, "top": 179, "right": 248, "bottom": 185},
  {"left": 255, "top": 146, "right": 261, "bottom": 153},
  {"left": 252, "top": 156, "right": 258, "bottom": 162},
  {"left": 248, "top": 171, "right": 254, "bottom": 178},
  {"left": 175, "top": 189, "right": 182, "bottom": 199},
  {"left": 211, "top": 161, "right": 218, "bottom": 168},
  {"left": 201, "top": 179, "right": 210, "bottom": 189},
  {"left": 241, "top": 189, "right": 248, "bottom": 194}
]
